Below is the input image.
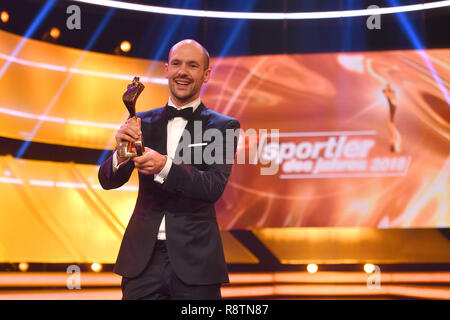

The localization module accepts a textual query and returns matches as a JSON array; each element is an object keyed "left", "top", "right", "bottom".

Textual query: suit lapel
[
  {"left": 143, "top": 106, "right": 168, "bottom": 155},
  {"left": 174, "top": 103, "right": 207, "bottom": 165},
  {"left": 181, "top": 103, "right": 206, "bottom": 144}
]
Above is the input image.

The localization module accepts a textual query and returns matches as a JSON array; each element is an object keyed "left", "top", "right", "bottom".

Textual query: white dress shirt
[{"left": 112, "top": 96, "right": 201, "bottom": 240}]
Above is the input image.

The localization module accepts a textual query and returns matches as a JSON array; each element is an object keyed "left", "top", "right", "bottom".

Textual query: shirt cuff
[
  {"left": 112, "top": 150, "right": 130, "bottom": 173},
  {"left": 154, "top": 156, "right": 172, "bottom": 184}
]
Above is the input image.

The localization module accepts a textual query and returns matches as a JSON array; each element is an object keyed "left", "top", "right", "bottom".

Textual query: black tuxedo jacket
[{"left": 98, "top": 103, "right": 240, "bottom": 285}]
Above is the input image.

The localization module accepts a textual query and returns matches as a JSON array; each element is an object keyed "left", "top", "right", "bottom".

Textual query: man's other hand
[{"left": 133, "top": 147, "right": 167, "bottom": 175}]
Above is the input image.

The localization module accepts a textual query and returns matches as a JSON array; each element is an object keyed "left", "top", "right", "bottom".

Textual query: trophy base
[{"left": 118, "top": 140, "right": 143, "bottom": 158}]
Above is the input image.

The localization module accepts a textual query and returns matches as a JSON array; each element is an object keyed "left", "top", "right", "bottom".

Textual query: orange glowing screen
[{"left": 210, "top": 51, "right": 449, "bottom": 229}]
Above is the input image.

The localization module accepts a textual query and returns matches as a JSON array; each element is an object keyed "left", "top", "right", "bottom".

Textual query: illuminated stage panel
[
  {"left": 0, "top": 174, "right": 73, "bottom": 262},
  {"left": 253, "top": 228, "right": 450, "bottom": 264},
  {"left": 0, "top": 272, "right": 449, "bottom": 299},
  {"left": 221, "top": 231, "right": 259, "bottom": 264},
  {"left": 0, "top": 155, "right": 139, "bottom": 263},
  {"left": 70, "top": 162, "right": 137, "bottom": 227},
  {"left": 0, "top": 30, "right": 168, "bottom": 150}
]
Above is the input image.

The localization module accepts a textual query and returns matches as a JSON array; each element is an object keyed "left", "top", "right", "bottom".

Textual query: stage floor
[{"left": 1, "top": 271, "right": 449, "bottom": 300}]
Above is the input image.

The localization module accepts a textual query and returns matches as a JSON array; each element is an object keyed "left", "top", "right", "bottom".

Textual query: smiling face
[{"left": 165, "top": 40, "right": 211, "bottom": 107}]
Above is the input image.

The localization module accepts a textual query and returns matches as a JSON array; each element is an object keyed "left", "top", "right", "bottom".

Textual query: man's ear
[
  {"left": 203, "top": 67, "right": 211, "bottom": 83},
  {"left": 164, "top": 63, "right": 169, "bottom": 78}
]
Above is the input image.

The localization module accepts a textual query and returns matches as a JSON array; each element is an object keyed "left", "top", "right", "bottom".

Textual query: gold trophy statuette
[{"left": 118, "top": 76, "right": 145, "bottom": 158}]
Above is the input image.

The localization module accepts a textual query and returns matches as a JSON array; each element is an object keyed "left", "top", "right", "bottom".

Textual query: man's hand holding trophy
[
  {"left": 115, "top": 76, "right": 167, "bottom": 175},
  {"left": 116, "top": 76, "right": 145, "bottom": 163}
]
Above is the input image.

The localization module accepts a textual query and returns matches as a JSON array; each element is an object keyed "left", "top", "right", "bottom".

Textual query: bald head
[
  {"left": 165, "top": 39, "right": 212, "bottom": 106},
  {"left": 168, "top": 39, "right": 210, "bottom": 70}
]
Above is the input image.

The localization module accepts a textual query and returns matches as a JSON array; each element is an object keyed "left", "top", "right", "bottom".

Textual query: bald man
[{"left": 98, "top": 40, "right": 240, "bottom": 300}]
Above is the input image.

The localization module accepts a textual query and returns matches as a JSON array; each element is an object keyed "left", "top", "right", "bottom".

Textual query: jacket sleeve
[
  {"left": 98, "top": 151, "right": 135, "bottom": 190},
  {"left": 161, "top": 119, "right": 240, "bottom": 203}
]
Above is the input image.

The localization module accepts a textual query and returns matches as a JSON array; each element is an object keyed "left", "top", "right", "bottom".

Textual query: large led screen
[{"left": 0, "top": 30, "right": 448, "bottom": 229}]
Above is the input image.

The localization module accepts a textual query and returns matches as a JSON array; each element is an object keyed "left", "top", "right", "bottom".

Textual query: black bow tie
[{"left": 165, "top": 106, "right": 194, "bottom": 121}]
